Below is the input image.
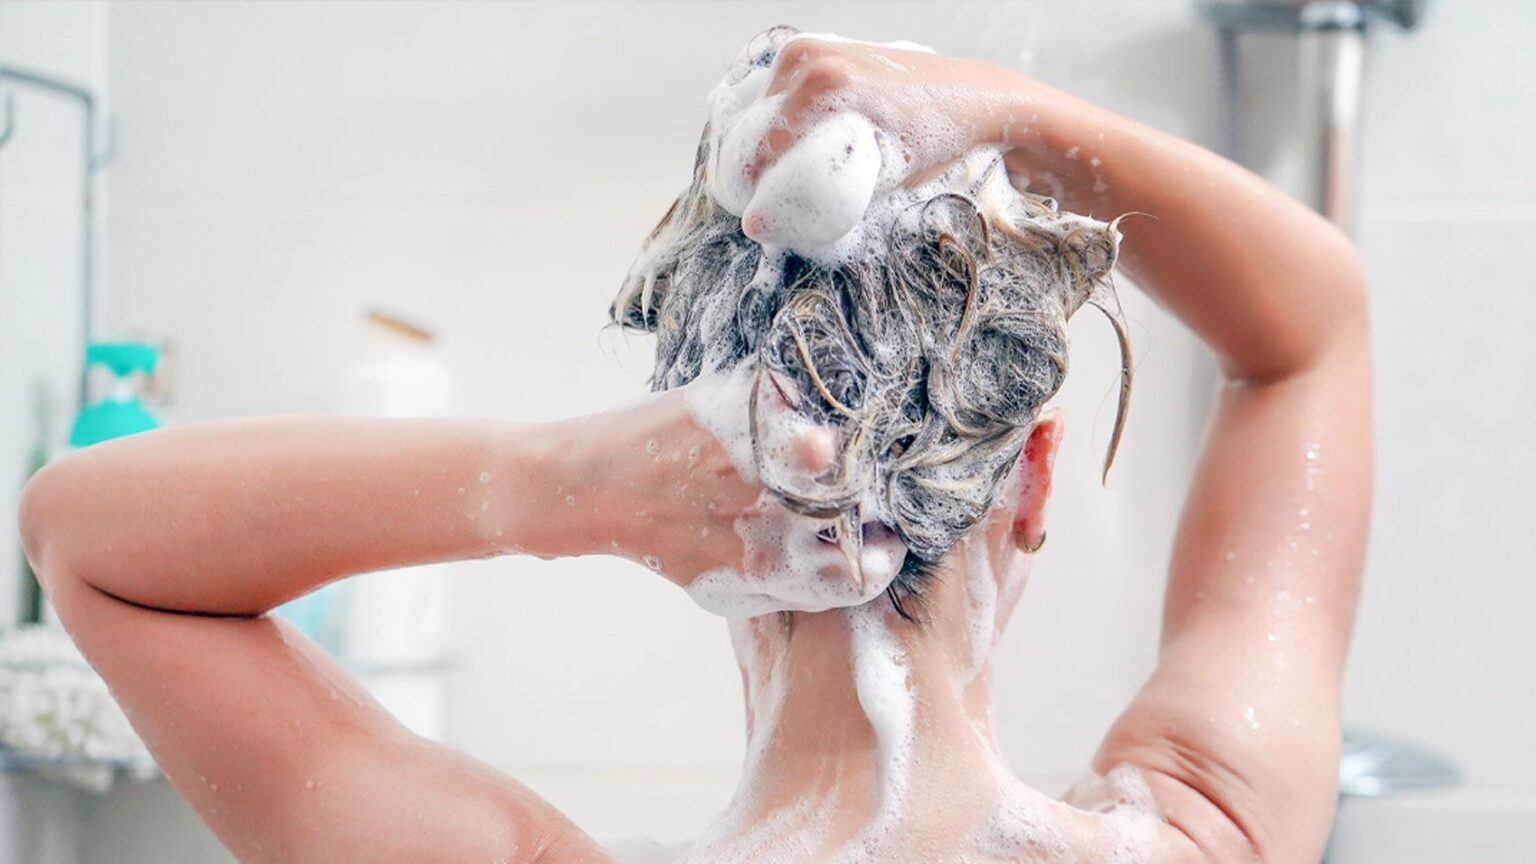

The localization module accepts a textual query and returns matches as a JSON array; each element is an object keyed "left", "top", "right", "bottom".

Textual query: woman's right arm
[
  {"left": 763, "top": 38, "right": 1371, "bottom": 864},
  {"left": 1015, "top": 76, "right": 1371, "bottom": 864}
]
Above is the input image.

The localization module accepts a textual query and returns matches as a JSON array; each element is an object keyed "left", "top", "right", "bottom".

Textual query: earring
[{"left": 1022, "top": 531, "right": 1047, "bottom": 554}]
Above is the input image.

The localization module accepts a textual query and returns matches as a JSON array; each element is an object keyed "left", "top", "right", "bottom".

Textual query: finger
[
  {"left": 747, "top": 41, "right": 852, "bottom": 183},
  {"left": 742, "top": 92, "right": 813, "bottom": 188},
  {"left": 792, "top": 427, "right": 837, "bottom": 476},
  {"left": 761, "top": 370, "right": 836, "bottom": 477}
]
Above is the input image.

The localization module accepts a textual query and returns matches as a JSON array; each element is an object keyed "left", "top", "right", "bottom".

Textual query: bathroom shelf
[
  {"left": 0, "top": 747, "right": 157, "bottom": 778},
  {"left": 339, "top": 654, "right": 458, "bottom": 676}
]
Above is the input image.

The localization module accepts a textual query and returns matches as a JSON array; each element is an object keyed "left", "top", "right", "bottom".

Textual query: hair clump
[{"left": 611, "top": 27, "right": 1133, "bottom": 607}]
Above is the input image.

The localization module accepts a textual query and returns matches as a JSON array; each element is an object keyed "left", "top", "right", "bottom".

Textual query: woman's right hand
[{"left": 558, "top": 371, "right": 902, "bottom": 616}]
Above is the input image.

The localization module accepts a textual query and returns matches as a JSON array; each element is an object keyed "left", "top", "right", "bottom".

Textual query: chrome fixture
[
  {"left": 1199, "top": 0, "right": 1429, "bottom": 232},
  {"left": 0, "top": 66, "right": 113, "bottom": 414},
  {"left": 0, "top": 92, "right": 15, "bottom": 151},
  {"left": 1338, "top": 729, "right": 1460, "bottom": 797}
]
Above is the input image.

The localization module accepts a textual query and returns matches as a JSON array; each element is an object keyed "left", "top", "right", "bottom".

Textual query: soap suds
[
  {"left": 1062, "top": 766, "right": 1163, "bottom": 864},
  {"left": 847, "top": 604, "right": 914, "bottom": 812},
  {"left": 615, "top": 25, "right": 1131, "bottom": 593},
  {"left": 683, "top": 364, "right": 903, "bottom": 616}
]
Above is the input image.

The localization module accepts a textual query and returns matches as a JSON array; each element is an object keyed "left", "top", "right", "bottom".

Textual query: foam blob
[
  {"left": 831, "top": 604, "right": 915, "bottom": 861},
  {"left": 1064, "top": 765, "right": 1164, "bottom": 864},
  {"left": 705, "top": 33, "right": 938, "bottom": 263},
  {"left": 707, "top": 67, "right": 779, "bottom": 217},
  {"left": 741, "top": 113, "right": 882, "bottom": 254}
]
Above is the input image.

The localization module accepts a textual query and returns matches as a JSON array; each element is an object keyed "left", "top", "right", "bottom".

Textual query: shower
[{"left": 1200, "top": 0, "right": 1427, "bottom": 233}]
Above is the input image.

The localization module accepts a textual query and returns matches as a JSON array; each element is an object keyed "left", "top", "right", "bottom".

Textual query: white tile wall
[{"left": 1343, "top": 0, "right": 1536, "bottom": 783}]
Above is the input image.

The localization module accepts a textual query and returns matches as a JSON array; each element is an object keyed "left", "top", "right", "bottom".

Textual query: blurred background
[{"left": 0, "top": 2, "right": 1530, "bottom": 862}]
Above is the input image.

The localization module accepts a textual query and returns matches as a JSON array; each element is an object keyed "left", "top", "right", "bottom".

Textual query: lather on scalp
[{"left": 611, "top": 27, "right": 1133, "bottom": 613}]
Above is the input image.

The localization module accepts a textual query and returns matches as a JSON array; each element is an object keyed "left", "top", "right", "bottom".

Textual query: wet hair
[{"left": 611, "top": 28, "right": 1132, "bottom": 617}]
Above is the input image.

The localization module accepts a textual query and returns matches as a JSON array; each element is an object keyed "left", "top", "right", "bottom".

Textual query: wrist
[
  {"left": 481, "top": 419, "right": 598, "bottom": 559},
  {"left": 999, "top": 78, "right": 1120, "bottom": 214}
]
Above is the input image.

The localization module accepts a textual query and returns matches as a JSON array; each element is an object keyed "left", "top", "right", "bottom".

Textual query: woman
[{"left": 18, "top": 30, "right": 1369, "bottom": 864}]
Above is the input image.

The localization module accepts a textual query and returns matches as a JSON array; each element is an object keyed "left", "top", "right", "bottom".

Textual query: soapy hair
[{"left": 612, "top": 27, "right": 1133, "bottom": 614}]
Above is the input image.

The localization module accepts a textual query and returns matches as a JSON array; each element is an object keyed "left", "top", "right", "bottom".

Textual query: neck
[{"left": 704, "top": 526, "right": 1034, "bottom": 858}]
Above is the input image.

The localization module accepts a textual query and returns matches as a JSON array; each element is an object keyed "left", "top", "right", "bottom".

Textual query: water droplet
[
  {"left": 564, "top": 495, "right": 576, "bottom": 507},
  {"left": 642, "top": 555, "right": 663, "bottom": 572},
  {"left": 1223, "top": 551, "right": 1238, "bottom": 562},
  {"left": 478, "top": 471, "right": 491, "bottom": 484},
  {"left": 687, "top": 446, "right": 701, "bottom": 463},
  {"left": 645, "top": 438, "right": 660, "bottom": 455},
  {"left": 210, "top": 783, "right": 219, "bottom": 792},
  {"left": 479, "top": 500, "right": 489, "bottom": 512},
  {"left": 456, "top": 487, "right": 466, "bottom": 495},
  {"left": 1266, "top": 633, "right": 1277, "bottom": 643},
  {"left": 305, "top": 779, "right": 316, "bottom": 790}
]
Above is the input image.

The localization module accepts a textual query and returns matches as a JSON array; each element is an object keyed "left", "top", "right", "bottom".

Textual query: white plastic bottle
[{"left": 334, "top": 309, "right": 455, "bottom": 741}]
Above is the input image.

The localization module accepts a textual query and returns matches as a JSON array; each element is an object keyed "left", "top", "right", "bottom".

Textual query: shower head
[{"left": 1199, "top": 0, "right": 1428, "bottom": 32}]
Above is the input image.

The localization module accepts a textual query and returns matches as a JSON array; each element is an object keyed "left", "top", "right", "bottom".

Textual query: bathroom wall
[
  {"left": 1, "top": 0, "right": 1530, "bottom": 859},
  {"left": 0, "top": 1, "right": 108, "bottom": 630},
  {"left": 1343, "top": 3, "right": 1536, "bottom": 791}
]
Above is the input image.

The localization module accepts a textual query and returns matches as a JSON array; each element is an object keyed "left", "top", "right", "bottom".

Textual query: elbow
[
  {"left": 1329, "top": 240, "right": 1371, "bottom": 342},
  {"left": 1226, "top": 241, "right": 1371, "bottom": 387},
  {"left": 19, "top": 462, "right": 62, "bottom": 576},
  {"left": 18, "top": 457, "right": 89, "bottom": 596}
]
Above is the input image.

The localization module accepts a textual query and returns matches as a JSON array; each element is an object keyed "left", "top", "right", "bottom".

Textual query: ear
[{"left": 1010, "top": 411, "right": 1064, "bottom": 552}]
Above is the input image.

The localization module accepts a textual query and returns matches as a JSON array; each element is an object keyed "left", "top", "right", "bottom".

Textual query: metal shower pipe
[{"left": 0, "top": 65, "right": 110, "bottom": 415}]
